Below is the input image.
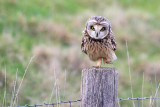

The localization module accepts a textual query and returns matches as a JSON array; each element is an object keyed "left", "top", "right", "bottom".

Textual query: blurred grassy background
[{"left": 0, "top": 0, "right": 160, "bottom": 106}]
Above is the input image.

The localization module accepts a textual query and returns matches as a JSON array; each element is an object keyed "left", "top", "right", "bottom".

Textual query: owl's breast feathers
[{"left": 81, "top": 30, "right": 117, "bottom": 61}]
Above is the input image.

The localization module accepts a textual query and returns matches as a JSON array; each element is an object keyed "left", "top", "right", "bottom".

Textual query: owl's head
[{"left": 85, "top": 16, "right": 111, "bottom": 39}]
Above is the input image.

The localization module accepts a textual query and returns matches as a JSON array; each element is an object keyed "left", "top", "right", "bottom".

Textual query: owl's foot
[
  {"left": 106, "top": 61, "right": 113, "bottom": 64},
  {"left": 93, "top": 58, "right": 102, "bottom": 68},
  {"left": 103, "top": 59, "right": 113, "bottom": 64}
]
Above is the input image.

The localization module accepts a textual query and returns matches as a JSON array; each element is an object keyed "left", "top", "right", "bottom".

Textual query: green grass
[{"left": 0, "top": 0, "right": 160, "bottom": 106}]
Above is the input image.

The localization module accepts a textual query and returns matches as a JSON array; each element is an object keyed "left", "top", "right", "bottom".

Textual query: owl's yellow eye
[
  {"left": 90, "top": 26, "right": 95, "bottom": 31},
  {"left": 100, "top": 27, "right": 106, "bottom": 31}
]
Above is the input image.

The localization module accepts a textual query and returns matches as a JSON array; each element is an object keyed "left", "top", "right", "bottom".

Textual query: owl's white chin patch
[
  {"left": 94, "top": 38, "right": 102, "bottom": 39},
  {"left": 91, "top": 36, "right": 105, "bottom": 39}
]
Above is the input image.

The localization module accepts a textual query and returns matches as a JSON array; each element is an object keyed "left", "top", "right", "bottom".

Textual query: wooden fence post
[{"left": 81, "top": 67, "right": 118, "bottom": 107}]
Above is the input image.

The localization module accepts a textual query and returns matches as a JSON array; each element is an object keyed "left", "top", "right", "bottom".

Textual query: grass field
[{"left": 0, "top": 0, "right": 160, "bottom": 106}]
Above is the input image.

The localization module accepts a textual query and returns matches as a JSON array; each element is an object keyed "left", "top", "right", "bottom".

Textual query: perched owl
[{"left": 81, "top": 16, "right": 117, "bottom": 67}]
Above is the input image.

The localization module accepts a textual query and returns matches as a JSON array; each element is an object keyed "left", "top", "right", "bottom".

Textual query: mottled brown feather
[{"left": 81, "top": 29, "right": 117, "bottom": 62}]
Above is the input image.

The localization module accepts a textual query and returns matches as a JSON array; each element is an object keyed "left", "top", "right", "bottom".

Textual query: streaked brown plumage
[{"left": 81, "top": 16, "right": 117, "bottom": 67}]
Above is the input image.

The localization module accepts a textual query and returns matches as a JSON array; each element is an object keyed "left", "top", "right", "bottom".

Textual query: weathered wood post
[{"left": 81, "top": 67, "right": 118, "bottom": 107}]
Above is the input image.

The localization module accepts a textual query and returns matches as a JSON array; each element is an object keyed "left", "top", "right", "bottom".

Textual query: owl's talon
[
  {"left": 105, "top": 61, "right": 113, "bottom": 64},
  {"left": 103, "top": 59, "right": 113, "bottom": 64}
]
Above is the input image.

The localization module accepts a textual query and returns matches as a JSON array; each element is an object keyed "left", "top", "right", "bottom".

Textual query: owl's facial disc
[{"left": 87, "top": 24, "right": 109, "bottom": 39}]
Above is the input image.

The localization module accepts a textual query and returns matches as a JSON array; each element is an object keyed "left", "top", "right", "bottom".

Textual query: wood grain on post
[{"left": 81, "top": 67, "right": 118, "bottom": 107}]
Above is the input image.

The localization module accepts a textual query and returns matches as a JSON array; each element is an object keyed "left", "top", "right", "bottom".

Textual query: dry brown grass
[{"left": 138, "top": 62, "right": 160, "bottom": 80}]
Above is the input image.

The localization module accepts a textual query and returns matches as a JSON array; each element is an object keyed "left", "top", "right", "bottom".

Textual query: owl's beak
[{"left": 96, "top": 33, "right": 98, "bottom": 37}]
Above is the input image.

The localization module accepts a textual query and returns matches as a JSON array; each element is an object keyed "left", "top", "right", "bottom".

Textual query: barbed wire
[
  {"left": 8, "top": 99, "right": 81, "bottom": 107},
  {"left": 9, "top": 97, "right": 160, "bottom": 107},
  {"left": 119, "top": 97, "right": 160, "bottom": 101},
  {"left": 119, "top": 97, "right": 160, "bottom": 107}
]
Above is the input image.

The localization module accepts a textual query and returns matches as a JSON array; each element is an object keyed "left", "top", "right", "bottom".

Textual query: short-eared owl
[{"left": 81, "top": 16, "right": 117, "bottom": 67}]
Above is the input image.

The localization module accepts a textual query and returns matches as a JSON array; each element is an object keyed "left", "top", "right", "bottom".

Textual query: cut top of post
[{"left": 81, "top": 67, "right": 118, "bottom": 107}]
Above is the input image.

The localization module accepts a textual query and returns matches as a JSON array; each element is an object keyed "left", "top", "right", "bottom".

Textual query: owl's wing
[
  {"left": 109, "top": 31, "right": 117, "bottom": 51},
  {"left": 81, "top": 36, "right": 87, "bottom": 54}
]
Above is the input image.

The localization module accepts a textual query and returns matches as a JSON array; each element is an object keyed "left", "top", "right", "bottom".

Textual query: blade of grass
[
  {"left": 154, "top": 82, "right": 160, "bottom": 101},
  {"left": 142, "top": 72, "right": 144, "bottom": 107},
  {"left": 150, "top": 80, "right": 153, "bottom": 107},
  {"left": 125, "top": 40, "right": 135, "bottom": 107},
  {"left": 2, "top": 67, "right": 6, "bottom": 107},
  {"left": 12, "top": 56, "right": 35, "bottom": 107},
  {"left": 149, "top": 96, "right": 152, "bottom": 107},
  {"left": 117, "top": 97, "right": 120, "bottom": 107},
  {"left": 154, "top": 69, "right": 158, "bottom": 107},
  {"left": 10, "top": 69, "right": 18, "bottom": 107},
  {"left": 48, "top": 72, "right": 57, "bottom": 107},
  {"left": 62, "top": 69, "right": 67, "bottom": 107},
  {"left": 63, "top": 70, "right": 67, "bottom": 100},
  {"left": 58, "top": 85, "right": 61, "bottom": 107}
]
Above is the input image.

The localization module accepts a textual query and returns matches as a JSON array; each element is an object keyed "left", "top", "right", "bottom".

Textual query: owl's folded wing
[
  {"left": 109, "top": 31, "right": 117, "bottom": 51},
  {"left": 81, "top": 36, "right": 87, "bottom": 54}
]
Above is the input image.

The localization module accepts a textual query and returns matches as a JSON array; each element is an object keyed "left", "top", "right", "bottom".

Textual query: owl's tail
[
  {"left": 112, "top": 52, "right": 117, "bottom": 61},
  {"left": 104, "top": 50, "right": 117, "bottom": 64}
]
